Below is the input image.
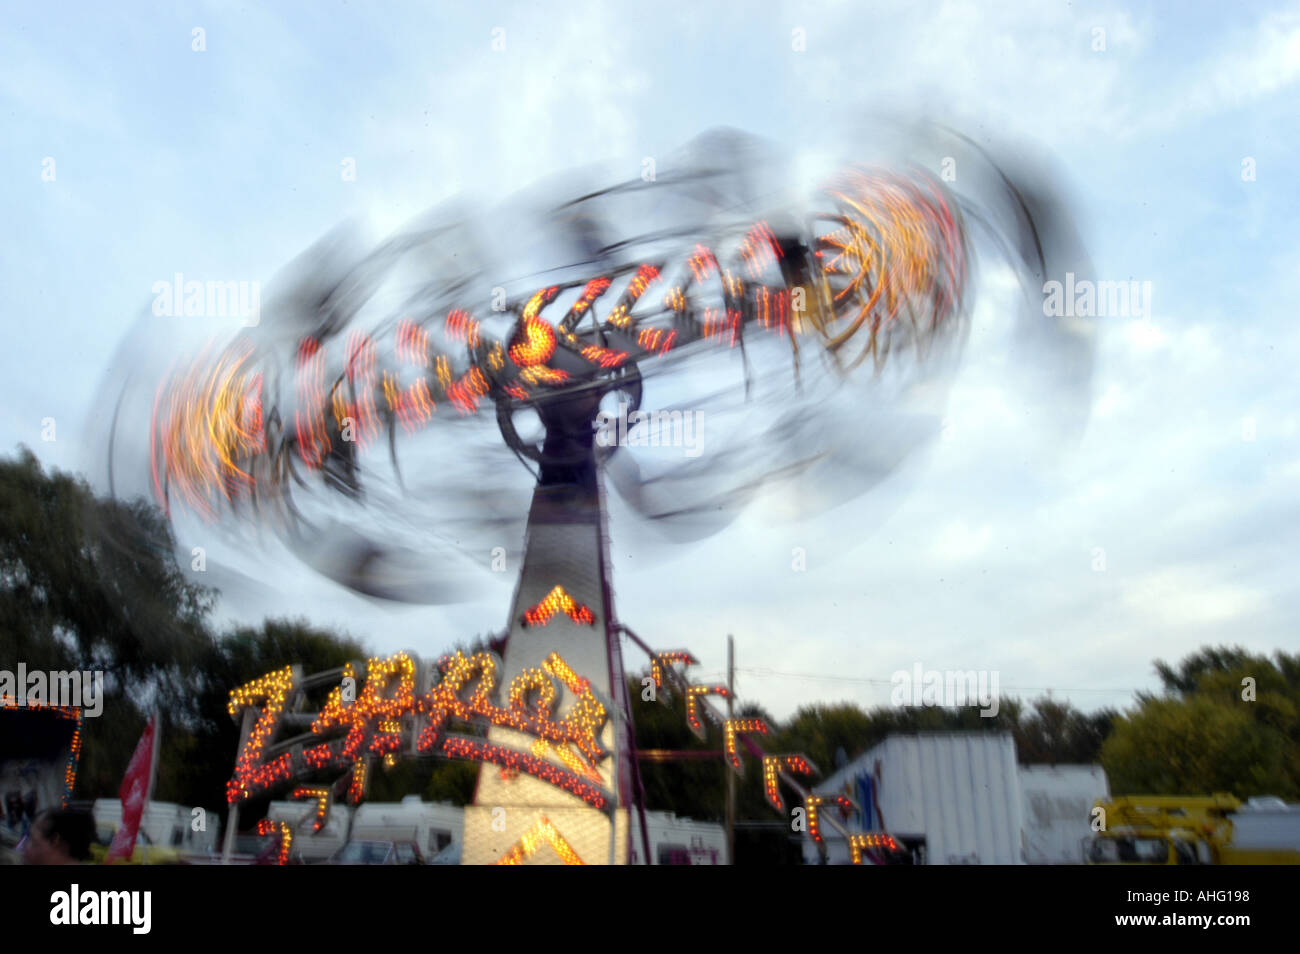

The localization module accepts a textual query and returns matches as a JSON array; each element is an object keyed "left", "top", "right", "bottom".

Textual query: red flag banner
[{"left": 106, "top": 715, "right": 157, "bottom": 862}]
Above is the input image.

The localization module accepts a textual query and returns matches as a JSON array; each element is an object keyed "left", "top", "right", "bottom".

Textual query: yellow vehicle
[
  {"left": 87, "top": 839, "right": 185, "bottom": 865},
  {"left": 1087, "top": 794, "right": 1300, "bottom": 865},
  {"left": 88, "top": 817, "right": 187, "bottom": 865}
]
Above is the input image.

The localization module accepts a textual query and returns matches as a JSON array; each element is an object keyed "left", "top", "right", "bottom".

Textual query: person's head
[{"left": 21, "top": 808, "right": 95, "bottom": 864}]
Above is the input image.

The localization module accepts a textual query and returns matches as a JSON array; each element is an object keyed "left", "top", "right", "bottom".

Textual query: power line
[
  {"left": 623, "top": 641, "right": 1145, "bottom": 697},
  {"left": 733, "top": 665, "right": 1141, "bottom": 696}
]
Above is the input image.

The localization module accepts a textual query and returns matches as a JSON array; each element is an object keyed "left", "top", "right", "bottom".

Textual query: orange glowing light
[
  {"left": 813, "top": 167, "right": 966, "bottom": 366},
  {"left": 686, "top": 244, "right": 718, "bottom": 283},
  {"left": 602, "top": 264, "right": 660, "bottom": 331},
  {"left": 849, "top": 832, "right": 901, "bottom": 863},
  {"left": 496, "top": 815, "right": 585, "bottom": 865},
  {"left": 804, "top": 793, "right": 856, "bottom": 842},
  {"left": 227, "top": 666, "right": 297, "bottom": 804},
  {"left": 442, "top": 737, "right": 609, "bottom": 808},
  {"left": 256, "top": 818, "right": 293, "bottom": 865},
  {"left": 637, "top": 326, "right": 677, "bottom": 354},
  {"left": 444, "top": 308, "right": 481, "bottom": 348},
  {"left": 293, "top": 337, "right": 329, "bottom": 470},
  {"left": 152, "top": 340, "right": 267, "bottom": 516},
  {"left": 312, "top": 653, "right": 418, "bottom": 765},
  {"left": 685, "top": 684, "right": 729, "bottom": 739},
  {"left": 701, "top": 308, "right": 741, "bottom": 347},
  {"left": 518, "top": 365, "right": 569, "bottom": 387},
  {"left": 446, "top": 366, "right": 491, "bottom": 413},
  {"left": 723, "top": 718, "right": 768, "bottom": 774},
  {"left": 522, "top": 585, "right": 596, "bottom": 627},
  {"left": 579, "top": 344, "right": 628, "bottom": 369},
  {"left": 334, "top": 331, "right": 380, "bottom": 449},
  {"left": 561, "top": 277, "right": 613, "bottom": 331},
  {"left": 762, "top": 755, "right": 814, "bottom": 812},
  {"left": 649, "top": 651, "right": 696, "bottom": 691},
  {"left": 292, "top": 786, "right": 332, "bottom": 832},
  {"left": 509, "top": 288, "right": 560, "bottom": 366},
  {"left": 662, "top": 287, "right": 686, "bottom": 313},
  {"left": 739, "top": 221, "right": 783, "bottom": 278}
]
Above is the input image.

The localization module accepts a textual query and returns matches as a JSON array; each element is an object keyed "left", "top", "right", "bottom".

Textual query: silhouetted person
[{"left": 21, "top": 808, "right": 95, "bottom": 865}]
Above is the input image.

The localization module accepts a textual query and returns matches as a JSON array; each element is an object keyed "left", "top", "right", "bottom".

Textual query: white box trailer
[
  {"left": 629, "top": 811, "right": 726, "bottom": 865},
  {"left": 189, "top": 806, "right": 221, "bottom": 854},
  {"left": 806, "top": 732, "right": 1026, "bottom": 865},
  {"left": 1019, "top": 764, "right": 1110, "bottom": 864},
  {"left": 265, "top": 797, "right": 463, "bottom": 863},
  {"left": 349, "top": 796, "right": 462, "bottom": 863},
  {"left": 92, "top": 800, "right": 220, "bottom": 854},
  {"left": 806, "top": 733, "right": 1110, "bottom": 865},
  {"left": 1228, "top": 798, "right": 1300, "bottom": 857}
]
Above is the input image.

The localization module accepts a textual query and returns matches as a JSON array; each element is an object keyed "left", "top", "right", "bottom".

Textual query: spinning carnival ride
[{"left": 120, "top": 130, "right": 1089, "bottom": 865}]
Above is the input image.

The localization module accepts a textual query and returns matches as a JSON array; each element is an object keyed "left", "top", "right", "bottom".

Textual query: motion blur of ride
[
  {"left": 114, "top": 126, "right": 1090, "bottom": 604},
  {"left": 97, "top": 126, "right": 1096, "bottom": 865}
]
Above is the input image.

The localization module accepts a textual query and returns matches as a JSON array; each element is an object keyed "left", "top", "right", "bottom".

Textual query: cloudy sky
[{"left": 4, "top": 1, "right": 1297, "bottom": 722}]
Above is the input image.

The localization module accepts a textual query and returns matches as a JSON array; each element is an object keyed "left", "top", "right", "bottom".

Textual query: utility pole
[
  {"left": 726, "top": 633, "right": 735, "bottom": 866},
  {"left": 221, "top": 707, "right": 255, "bottom": 865}
]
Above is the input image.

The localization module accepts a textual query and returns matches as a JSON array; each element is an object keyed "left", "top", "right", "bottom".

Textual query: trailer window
[{"left": 428, "top": 829, "right": 452, "bottom": 854}]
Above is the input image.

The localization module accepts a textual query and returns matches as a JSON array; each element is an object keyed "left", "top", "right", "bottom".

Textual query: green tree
[
  {"left": 776, "top": 702, "right": 881, "bottom": 773},
  {"left": 1101, "top": 646, "right": 1300, "bottom": 799},
  {"left": 0, "top": 448, "right": 216, "bottom": 799},
  {"left": 1014, "top": 699, "right": 1115, "bottom": 765}
]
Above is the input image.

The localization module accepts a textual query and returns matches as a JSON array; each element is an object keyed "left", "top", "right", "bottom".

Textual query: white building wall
[
  {"left": 1019, "top": 764, "right": 1109, "bottom": 864},
  {"left": 809, "top": 732, "right": 1026, "bottom": 865}
]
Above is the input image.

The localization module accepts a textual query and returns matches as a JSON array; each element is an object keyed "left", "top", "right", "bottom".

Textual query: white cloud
[
  {"left": 934, "top": 521, "right": 993, "bottom": 561},
  {"left": 1122, "top": 567, "right": 1267, "bottom": 629},
  {"left": 1181, "top": 8, "right": 1300, "bottom": 118},
  {"left": 1123, "top": 318, "right": 1168, "bottom": 352}
]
